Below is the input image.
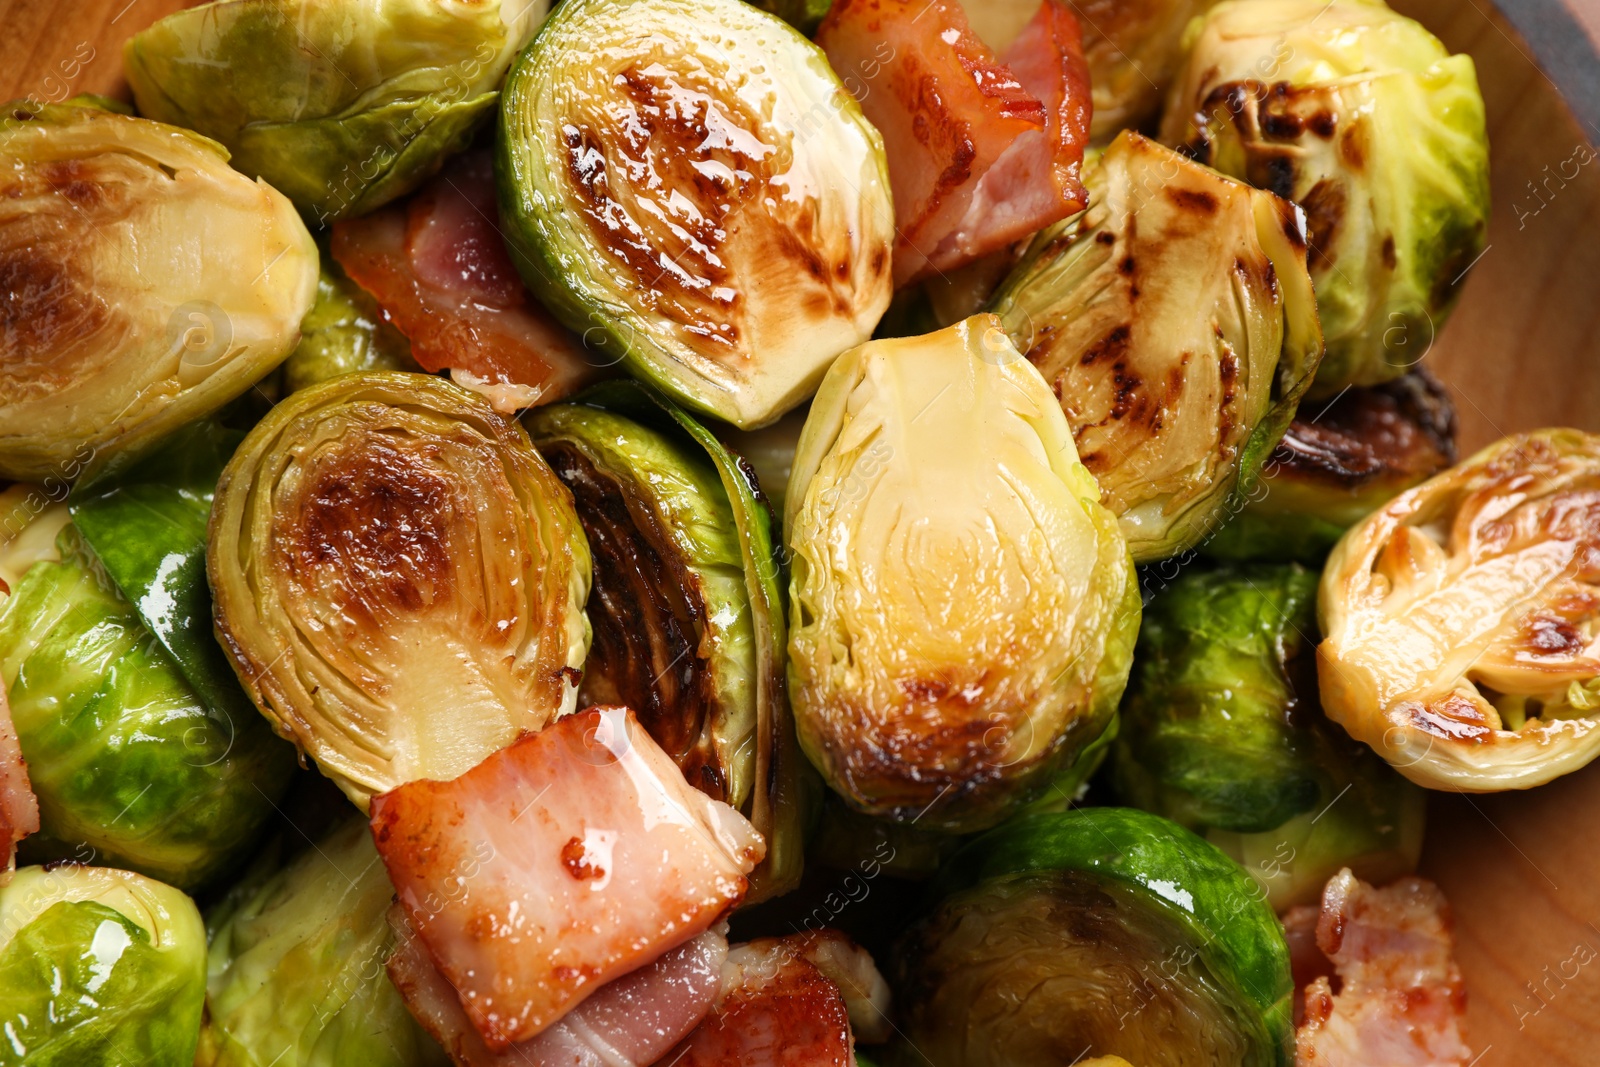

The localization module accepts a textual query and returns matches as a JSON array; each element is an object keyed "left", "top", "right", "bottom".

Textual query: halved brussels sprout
[
  {"left": 497, "top": 0, "right": 895, "bottom": 429},
  {"left": 527, "top": 382, "right": 811, "bottom": 899},
  {"left": 199, "top": 817, "right": 446, "bottom": 1067},
  {"left": 786, "top": 315, "right": 1138, "bottom": 833},
  {"left": 989, "top": 131, "right": 1322, "bottom": 563},
  {"left": 1206, "top": 370, "right": 1456, "bottom": 562},
  {"left": 1319, "top": 429, "right": 1600, "bottom": 791},
  {"left": 0, "top": 514, "right": 294, "bottom": 889},
  {"left": 208, "top": 371, "right": 591, "bottom": 809},
  {"left": 282, "top": 259, "right": 417, "bottom": 395},
  {"left": 0, "top": 864, "right": 206, "bottom": 1065},
  {"left": 0, "top": 103, "right": 317, "bottom": 482},
  {"left": 891, "top": 808, "right": 1293, "bottom": 1066},
  {"left": 125, "top": 0, "right": 548, "bottom": 222},
  {"left": 1116, "top": 564, "right": 1424, "bottom": 909},
  {"left": 1160, "top": 0, "right": 1489, "bottom": 393}
]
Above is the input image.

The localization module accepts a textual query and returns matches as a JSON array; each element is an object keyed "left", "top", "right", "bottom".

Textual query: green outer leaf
[
  {"left": 200, "top": 818, "right": 446, "bottom": 1067},
  {"left": 1115, "top": 564, "right": 1322, "bottom": 833},
  {"left": 0, "top": 867, "right": 206, "bottom": 1067},
  {"left": 934, "top": 808, "right": 1294, "bottom": 1065},
  {"left": 0, "top": 526, "right": 292, "bottom": 890},
  {"left": 525, "top": 403, "right": 758, "bottom": 808},
  {"left": 552, "top": 380, "right": 815, "bottom": 902},
  {"left": 282, "top": 257, "right": 418, "bottom": 394}
]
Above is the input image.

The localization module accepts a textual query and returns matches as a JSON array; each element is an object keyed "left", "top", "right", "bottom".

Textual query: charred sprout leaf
[
  {"left": 0, "top": 518, "right": 293, "bottom": 890},
  {"left": 497, "top": 0, "right": 895, "bottom": 429},
  {"left": 283, "top": 258, "right": 417, "bottom": 394},
  {"left": 716, "top": 407, "right": 809, "bottom": 526},
  {"left": 786, "top": 316, "right": 1138, "bottom": 833},
  {"left": 125, "top": 0, "right": 548, "bottom": 223},
  {"left": 0, "top": 865, "right": 206, "bottom": 1066},
  {"left": 892, "top": 809, "right": 1293, "bottom": 1066},
  {"left": 208, "top": 371, "right": 591, "bottom": 810},
  {"left": 532, "top": 380, "right": 812, "bottom": 901},
  {"left": 1160, "top": 0, "right": 1489, "bottom": 393},
  {"left": 990, "top": 131, "right": 1322, "bottom": 563},
  {"left": 0, "top": 104, "right": 316, "bottom": 482},
  {"left": 1206, "top": 370, "right": 1457, "bottom": 562},
  {"left": 199, "top": 817, "right": 446, "bottom": 1067},
  {"left": 1319, "top": 429, "right": 1600, "bottom": 791},
  {"left": 1116, "top": 564, "right": 1424, "bottom": 909}
]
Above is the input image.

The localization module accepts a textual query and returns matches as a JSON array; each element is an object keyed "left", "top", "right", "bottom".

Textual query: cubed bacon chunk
[
  {"left": 370, "top": 706, "right": 764, "bottom": 1050},
  {"left": 1291, "top": 869, "right": 1473, "bottom": 1067},
  {"left": 667, "top": 931, "right": 889, "bottom": 1067},
  {"left": 818, "top": 0, "right": 1090, "bottom": 286},
  {"left": 332, "top": 150, "right": 605, "bottom": 413},
  {"left": 386, "top": 904, "right": 728, "bottom": 1066}
]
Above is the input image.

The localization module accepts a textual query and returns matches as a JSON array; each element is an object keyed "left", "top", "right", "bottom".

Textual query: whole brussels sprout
[
  {"left": 282, "top": 259, "right": 417, "bottom": 395},
  {"left": 786, "top": 315, "right": 1138, "bottom": 833},
  {"left": 1319, "top": 429, "right": 1600, "bottom": 791},
  {"left": 0, "top": 514, "right": 294, "bottom": 890},
  {"left": 1116, "top": 564, "right": 1424, "bottom": 909},
  {"left": 1160, "top": 0, "right": 1489, "bottom": 393},
  {"left": 989, "top": 131, "right": 1322, "bottom": 563},
  {"left": 497, "top": 0, "right": 895, "bottom": 429},
  {"left": 199, "top": 817, "right": 446, "bottom": 1067},
  {"left": 0, "top": 103, "right": 317, "bottom": 482},
  {"left": 891, "top": 809, "right": 1293, "bottom": 1066},
  {"left": 0, "top": 864, "right": 206, "bottom": 1066},
  {"left": 527, "top": 382, "right": 812, "bottom": 900},
  {"left": 125, "top": 0, "right": 548, "bottom": 223},
  {"left": 208, "top": 372, "right": 591, "bottom": 809},
  {"left": 1205, "top": 370, "right": 1456, "bottom": 562}
]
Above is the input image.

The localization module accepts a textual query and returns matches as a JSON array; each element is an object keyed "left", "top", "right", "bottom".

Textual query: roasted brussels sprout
[
  {"left": 717, "top": 407, "right": 809, "bottom": 526},
  {"left": 0, "top": 864, "right": 206, "bottom": 1065},
  {"left": 1319, "top": 429, "right": 1600, "bottom": 791},
  {"left": 786, "top": 315, "right": 1138, "bottom": 833},
  {"left": 282, "top": 260, "right": 416, "bottom": 394},
  {"left": 989, "top": 131, "right": 1322, "bottom": 563},
  {"left": 527, "top": 382, "right": 810, "bottom": 899},
  {"left": 0, "top": 103, "right": 317, "bottom": 482},
  {"left": 199, "top": 817, "right": 446, "bottom": 1067},
  {"left": 892, "top": 808, "right": 1293, "bottom": 1066},
  {"left": 1206, "top": 370, "right": 1456, "bottom": 562},
  {"left": 209, "top": 372, "right": 591, "bottom": 809},
  {"left": 497, "top": 0, "right": 895, "bottom": 429},
  {"left": 0, "top": 501, "right": 294, "bottom": 889},
  {"left": 1160, "top": 0, "right": 1489, "bottom": 393},
  {"left": 125, "top": 0, "right": 548, "bottom": 222},
  {"left": 1117, "top": 564, "right": 1424, "bottom": 909}
]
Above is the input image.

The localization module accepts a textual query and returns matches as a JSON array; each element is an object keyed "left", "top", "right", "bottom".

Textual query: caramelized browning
[{"left": 1269, "top": 370, "right": 1456, "bottom": 491}]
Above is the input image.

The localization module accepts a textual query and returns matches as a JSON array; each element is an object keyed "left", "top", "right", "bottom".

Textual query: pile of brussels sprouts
[{"left": 2, "top": 0, "right": 1591, "bottom": 1063}]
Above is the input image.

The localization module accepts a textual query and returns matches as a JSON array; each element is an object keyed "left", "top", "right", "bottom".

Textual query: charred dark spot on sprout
[
  {"left": 1217, "top": 348, "right": 1240, "bottom": 451},
  {"left": 1299, "top": 179, "right": 1346, "bottom": 268},
  {"left": 39, "top": 160, "right": 103, "bottom": 208},
  {"left": 1339, "top": 123, "right": 1366, "bottom": 171},
  {"left": 0, "top": 250, "right": 108, "bottom": 377},
  {"left": 1523, "top": 614, "right": 1584, "bottom": 657},
  {"left": 1165, "top": 186, "right": 1218, "bottom": 214},
  {"left": 1094, "top": 230, "right": 1115, "bottom": 245},
  {"left": 1402, "top": 695, "right": 1492, "bottom": 742},
  {"left": 543, "top": 444, "right": 724, "bottom": 801},
  {"left": 1073, "top": 325, "right": 1131, "bottom": 368},
  {"left": 291, "top": 439, "right": 458, "bottom": 619},
  {"left": 1268, "top": 371, "right": 1456, "bottom": 490},
  {"left": 560, "top": 835, "right": 605, "bottom": 880},
  {"left": 1381, "top": 234, "right": 1397, "bottom": 270},
  {"left": 1308, "top": 110, "right": 1337, "bottom": 139},
  {"left": 1118, "top": 254, "right": 1136, "bottom": 276}
]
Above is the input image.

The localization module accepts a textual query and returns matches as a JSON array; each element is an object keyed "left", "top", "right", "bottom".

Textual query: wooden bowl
[{"left": 3, "top": 0, "right": 1597, "bottom": 1060}]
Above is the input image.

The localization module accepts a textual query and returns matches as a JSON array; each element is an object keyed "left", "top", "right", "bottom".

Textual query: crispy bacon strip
[
  {"left": 818, "top": 0, "right": 1089, "bottom": 286},
  {"left": 332, "top": 150, "right": 603, "bottom": 413},
  {"left": 386, "top": 905, "right": 727, "bottom": 1067},
  {"left": 0, "top": 684, "right": 38, "bottom": 884},
  {"left": 1290, "top": 869, "right": 1473, "bottom": 1067},
  {"left": 370, "top": 706, "right": 763, "bottom": 1050}
]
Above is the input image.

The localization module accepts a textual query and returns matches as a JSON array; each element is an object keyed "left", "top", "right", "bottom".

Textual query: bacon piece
[
  {"left": 666, "top": 931, "right": 888, "bottom": 1067},
  {"left": 817, "top": 0, "right": 1089, "bottom": 286},
  {"left": 370, "top": 706, "right": 763, "bottom": 1050},
  {"left": 331, "top": 150, "right": 603, "bottom": 413},
  {"left": 0, "top": 684, "right": 38, "bottom": 884},
  {"left": 386, "top": 905, "right": 727, "bottom": 1067},
  {"left": 1293, "top": 869, "right": 1473, "bottom": 1067}
]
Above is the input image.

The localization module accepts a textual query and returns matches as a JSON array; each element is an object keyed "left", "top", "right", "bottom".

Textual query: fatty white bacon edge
[
  {"left": 387, "top": 905, "right": 727, "bottom": 1067},
  {"left": 0, "top": 684, "right": 38, "bottom": 884},
  {"left": 1290, "top": 868, "right": 1472, "bottom": 1067}
]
